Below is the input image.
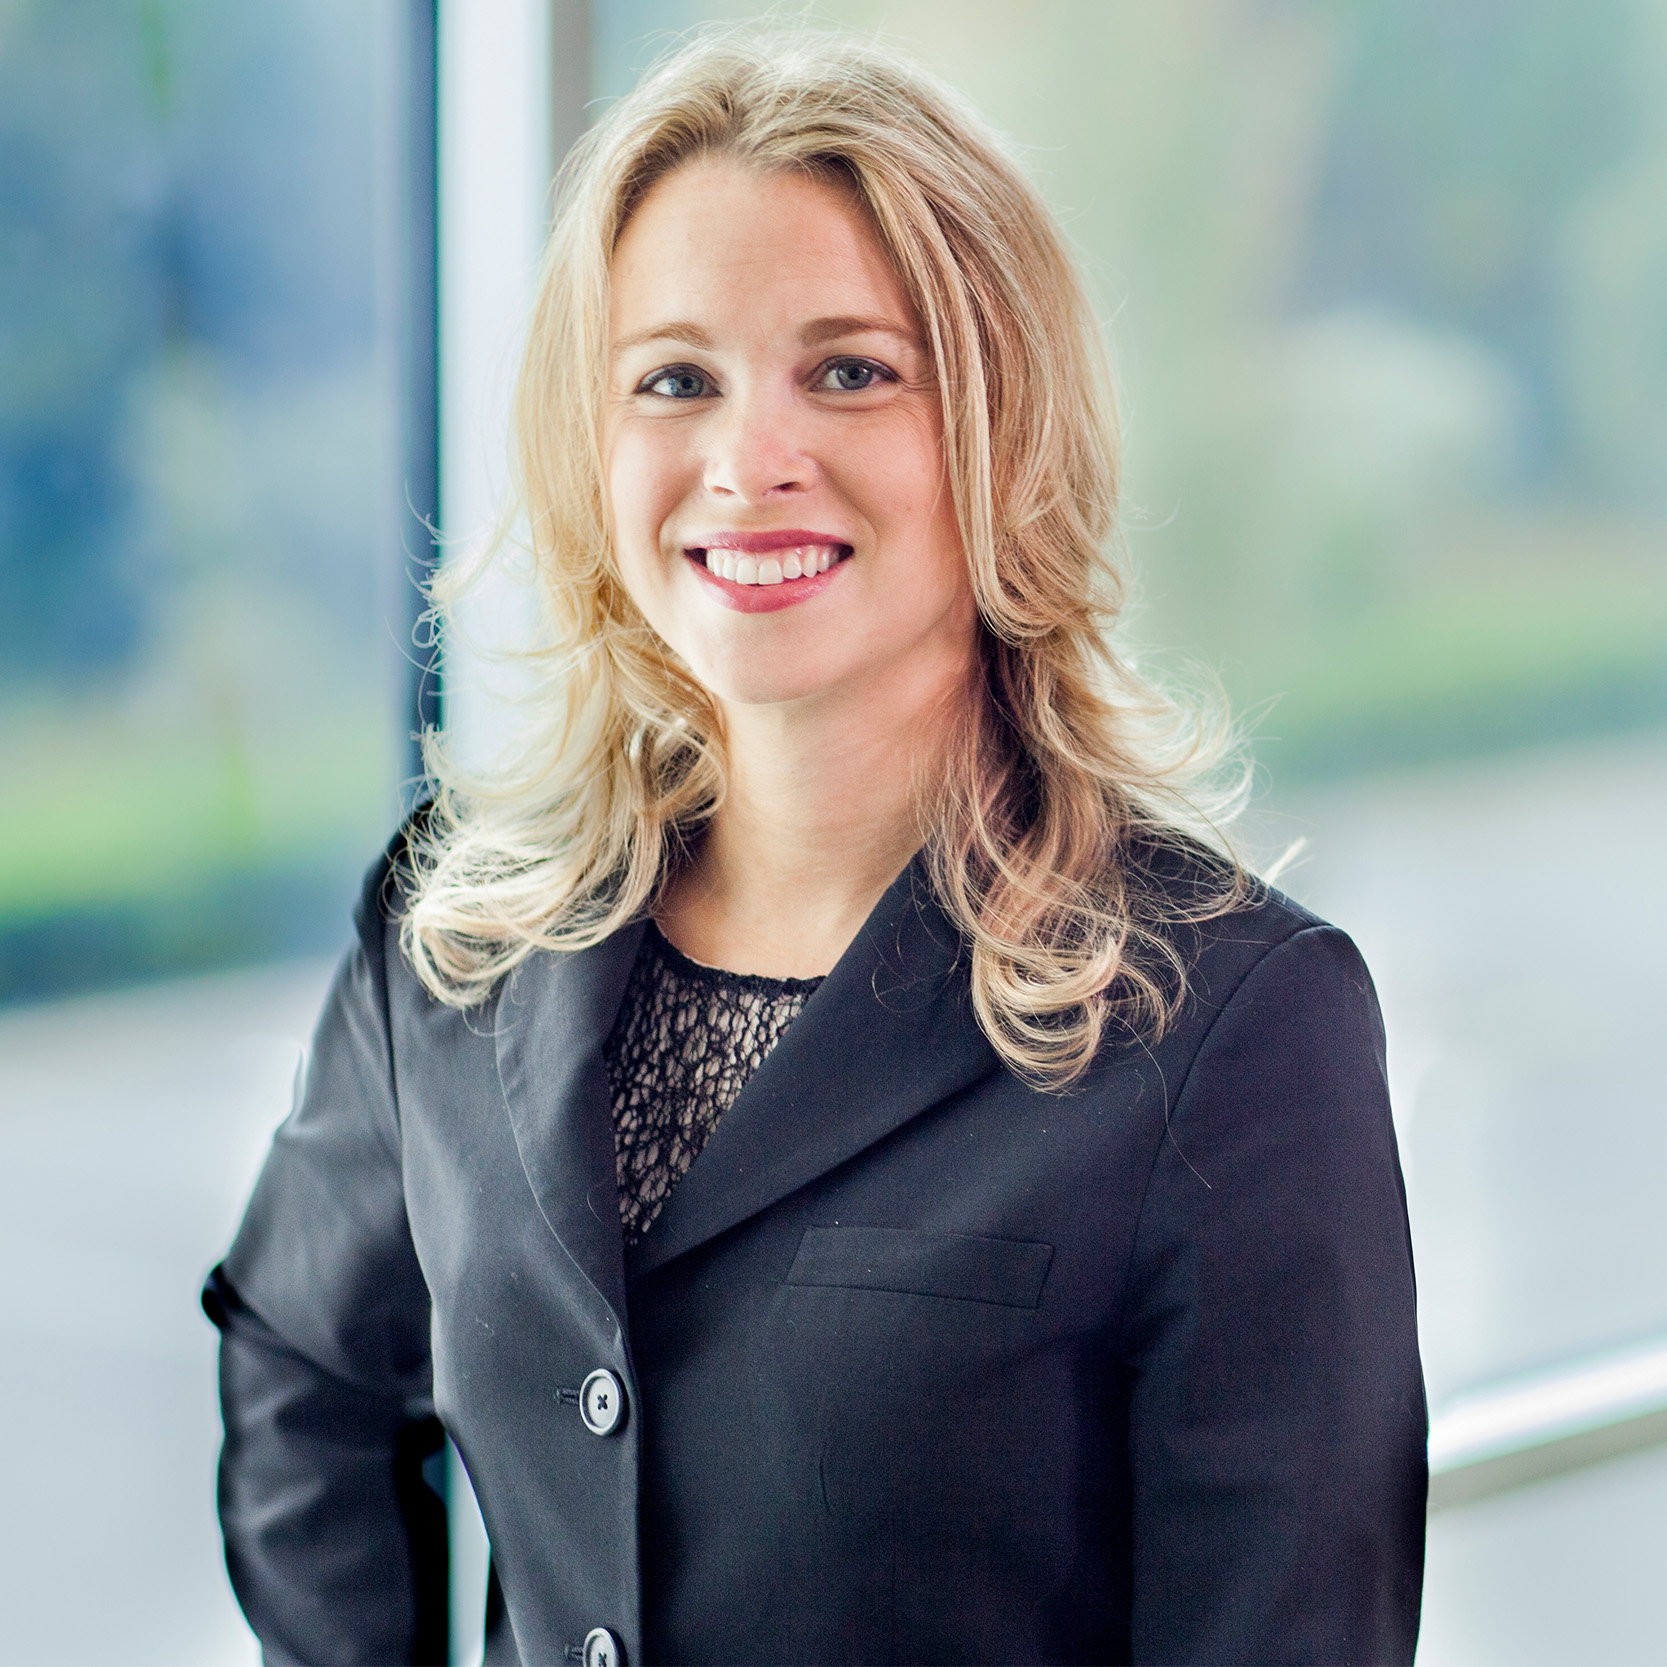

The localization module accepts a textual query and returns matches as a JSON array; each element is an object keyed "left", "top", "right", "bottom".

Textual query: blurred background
[{"left": 1, "top": 1, "right": 1663, "bottom": 1661}]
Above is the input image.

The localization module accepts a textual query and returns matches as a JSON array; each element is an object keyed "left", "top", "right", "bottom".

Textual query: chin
[{"left": 694, "top": 646, "right": 848, "bottom": 709}]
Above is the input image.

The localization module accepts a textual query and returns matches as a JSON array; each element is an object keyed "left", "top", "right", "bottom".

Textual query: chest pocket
[{"left": 785, "top": 1225, "right": 1054, "bottom": 1309}]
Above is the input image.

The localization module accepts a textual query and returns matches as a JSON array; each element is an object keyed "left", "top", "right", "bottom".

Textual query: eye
[
  {"left": 814, "top": 357, "right": 894, "bottom": 393},
  {"left": 639, "top": 365, "right": 712, "bottom": 400}
]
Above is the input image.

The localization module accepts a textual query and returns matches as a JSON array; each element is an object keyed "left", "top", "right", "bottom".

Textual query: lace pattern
[{"left": 603, "top": 922, "right": 823, "bottom": 1244}]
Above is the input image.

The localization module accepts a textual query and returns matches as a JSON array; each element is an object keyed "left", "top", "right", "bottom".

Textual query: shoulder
[
  {"left": 1191, "top": 884, "right": 1370, "bottom": 1041},
  {"left": 1115, "top": 828, "right": 1379, "bottom": 1089},
  {"left": 343, "top": 800, "right": 444, "bottom": 1009},
  {"left": 1121, "top": 826, "right": 1333, "bottom": 989},
  {"left": 352, "top": 800, "right": 438, "bottom": 934},
  {"left": 1113, "top": 845, "right": 1400, "bottom": 1248}
]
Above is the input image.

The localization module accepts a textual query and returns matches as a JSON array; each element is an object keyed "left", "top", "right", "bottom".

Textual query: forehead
[{"left": 609, "top": 158, "right": 916, "bottom": 338}]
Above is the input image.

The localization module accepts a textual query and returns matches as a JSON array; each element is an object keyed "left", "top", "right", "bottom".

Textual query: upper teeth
[{"left": 704, "top": 545, "right": 839, "bottom": 585}]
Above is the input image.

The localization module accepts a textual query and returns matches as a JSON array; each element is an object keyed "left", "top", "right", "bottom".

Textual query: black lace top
[{"left": 602, "top": 921, "right": 824, "bottom": 1245}]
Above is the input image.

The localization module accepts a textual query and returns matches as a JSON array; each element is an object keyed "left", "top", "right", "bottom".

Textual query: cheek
[
  {"left": 602, "top": 434, "right": 684, "bottom": 642},
  {"left": 606, "top": 421, "right": 690, "bottom": 542},
  {"left": 858, "top": 407, "right": 949, "bottom": 516},
  {"left": 605, "top": 428, "right": 686, "bottom": 586},
  {"left": 852, "top": 414, "right": 967, "bottom": 595}
]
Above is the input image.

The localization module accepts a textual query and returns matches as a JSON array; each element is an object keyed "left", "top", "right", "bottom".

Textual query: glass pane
[
  {"left": 0, "top": 5, "right": 417, "bottom": 1660},
  {"left": 0, "top": 0, "right": 403, "bottom": 1005}
]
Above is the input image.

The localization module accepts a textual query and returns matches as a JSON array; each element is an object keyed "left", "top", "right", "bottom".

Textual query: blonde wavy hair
[{"left": 402, "top": 23, "right": 1253, "bottom": 1088}]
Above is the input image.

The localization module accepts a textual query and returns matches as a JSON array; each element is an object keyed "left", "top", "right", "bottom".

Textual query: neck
[{"left": 658, "top": 647, "right": 973, "bottom": 979}]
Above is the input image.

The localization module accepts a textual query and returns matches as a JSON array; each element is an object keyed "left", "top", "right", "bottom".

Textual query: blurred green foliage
[{"left": 0, "top": 0, "right": 397, "bottom": 998}]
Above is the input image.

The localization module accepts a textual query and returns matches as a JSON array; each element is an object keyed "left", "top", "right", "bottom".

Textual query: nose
[{"left": 701, "top": 381, "right": 816, "bottom": 502}]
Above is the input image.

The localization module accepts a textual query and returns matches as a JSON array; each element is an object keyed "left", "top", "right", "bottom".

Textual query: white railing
[{"left": 1428, "top": 1334, "right": 1667, "bottom": 1510}]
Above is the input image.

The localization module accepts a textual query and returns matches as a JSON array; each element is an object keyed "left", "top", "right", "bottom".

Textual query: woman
[{"left": 208, "top": 28, "right": 1426, "bottom": 1666}]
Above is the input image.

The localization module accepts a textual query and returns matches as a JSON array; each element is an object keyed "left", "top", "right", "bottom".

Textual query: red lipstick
[{"left": 681, "top": 531, "right": 853, "bottom": 614}]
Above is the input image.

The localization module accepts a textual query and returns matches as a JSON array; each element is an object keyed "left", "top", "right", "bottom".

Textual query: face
[{"left": 603, "top": 158, "right": 977, "bottom": 711}]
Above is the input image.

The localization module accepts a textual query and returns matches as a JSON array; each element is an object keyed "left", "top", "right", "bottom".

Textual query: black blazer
[{"left": 210, "top": 828, "right": 1426, "bottom": 1666}]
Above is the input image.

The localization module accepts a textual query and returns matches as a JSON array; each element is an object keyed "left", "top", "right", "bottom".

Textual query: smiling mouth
[{"left": 686, "top": 543, "right": 852, "bottom": 587}]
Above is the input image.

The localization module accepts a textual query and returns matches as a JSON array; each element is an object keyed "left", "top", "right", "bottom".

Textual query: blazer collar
[
  {"left": 493, "top": 917, "right": 645, "bottom": 1325},
  {"left": 491, "top": 859, "right": 1002, "bottom": 1310},
  {"left": 627, "top": 856, "right": 1000, "bottom": 1280}
]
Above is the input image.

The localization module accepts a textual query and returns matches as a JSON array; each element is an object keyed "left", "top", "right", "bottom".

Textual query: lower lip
[{"left": 685, "top": 549, "right": 850, "bottom": 613}]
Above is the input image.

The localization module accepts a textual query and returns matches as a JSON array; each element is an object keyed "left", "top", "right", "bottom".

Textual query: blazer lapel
[
  {"left": 494, "top": 920, "right": 646, "bottom": 1325},
  {"left": 627, "top": 858, "right": 1000, "bottom": 1280}
]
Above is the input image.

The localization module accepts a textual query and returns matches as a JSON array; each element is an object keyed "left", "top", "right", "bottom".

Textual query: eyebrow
[
  {"left": 610, "top": 315, "right": 922, "bottom": 356},
  {"left": 611, "top": 321, "right": 717, "bottom": 356},
  {"left": 799, "top": 314, "right": 921, "bottom": 349}
]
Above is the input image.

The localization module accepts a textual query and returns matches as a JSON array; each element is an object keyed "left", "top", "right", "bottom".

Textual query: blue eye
[
  {"left": 817, "top": 358, "right": 890, "bottom": 392},
  {"left": 643, "top": 367, "right": 710, "bottom": 399}
]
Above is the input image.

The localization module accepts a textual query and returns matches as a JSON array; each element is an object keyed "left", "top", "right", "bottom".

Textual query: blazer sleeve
[
  {"left": 1121, "top": 923, "right": 1427, "bottom": 1666},
  {"left": 204, "top": 843, "right": 445, "bottom": 1666}
]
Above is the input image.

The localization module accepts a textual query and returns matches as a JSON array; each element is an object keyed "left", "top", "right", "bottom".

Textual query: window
[
  {"left": 0, "top": 5, "right": 431, "bottom": 1660},
  {"left": 0, "top": 0, "right": 426, "bottom": 1005}
]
